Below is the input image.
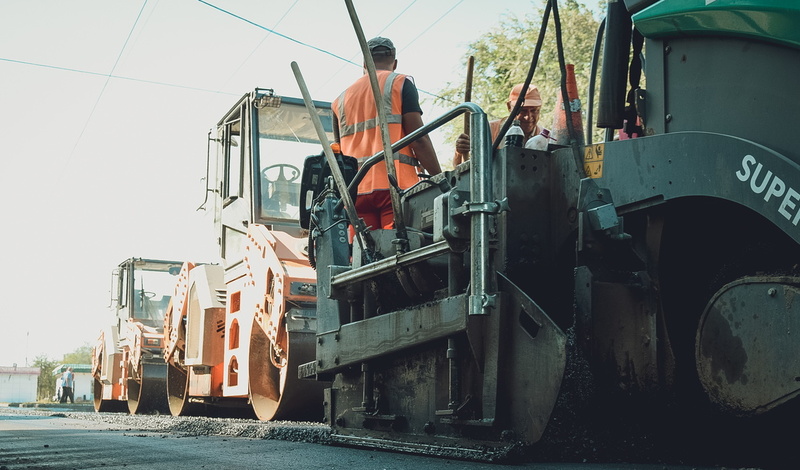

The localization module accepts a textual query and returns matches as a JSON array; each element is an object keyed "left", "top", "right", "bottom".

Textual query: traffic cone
[{"left": 551, "top": 63, "right": 584, "bottom": 147}]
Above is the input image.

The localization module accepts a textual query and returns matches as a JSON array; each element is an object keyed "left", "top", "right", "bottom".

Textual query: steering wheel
[{"left": 262, "top": 164, "right": 300, "bottom": 183}]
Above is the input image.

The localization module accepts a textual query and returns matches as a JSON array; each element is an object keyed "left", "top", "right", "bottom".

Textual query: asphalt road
[
  {"left": 2, "top": 413, "right": 461, "bottom": 470},
  {"left": 0, "top": 406, "right": 748, "bottom": 470}
]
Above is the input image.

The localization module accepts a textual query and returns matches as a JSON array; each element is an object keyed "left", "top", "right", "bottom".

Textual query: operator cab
[
  {"left": 212, "top": 89, "right": 334, "bottom": 262},
  {"left": 112, "top": 258, "right": 182, "bottom": 328},
  {"left": 255, "top": 93, "right": 335, "bottom": 223}
]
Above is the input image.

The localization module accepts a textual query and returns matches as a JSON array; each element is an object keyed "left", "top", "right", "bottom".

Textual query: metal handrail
[
  {"left": 347, "top": 102, "right": 489, "bottom": 193},
  {"left": 344, "top": 102, "right": 496, "bottom": 316}
]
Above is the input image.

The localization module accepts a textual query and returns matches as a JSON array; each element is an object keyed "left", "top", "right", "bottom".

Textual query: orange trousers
[{"left": 356, "top": 190, "right": 394, "bottom": 230}]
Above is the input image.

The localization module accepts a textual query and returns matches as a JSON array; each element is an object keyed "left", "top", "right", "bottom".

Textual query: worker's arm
[{"left": 402, "top": 111, "right": 442, "bottom": 175}]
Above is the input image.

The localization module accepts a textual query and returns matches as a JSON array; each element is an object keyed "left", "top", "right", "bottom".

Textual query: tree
[
  {"left": 28, "top": 344, "right": 94, "bottom": 402},
  {"left": 32, "top": 354, "right": 59, "bottom": 401},
  {"left": 62, "top": 343, "right": 93, "bottom": 364},
  {"left": 436, "top": 0, "right": 602, "bottom": 158}
]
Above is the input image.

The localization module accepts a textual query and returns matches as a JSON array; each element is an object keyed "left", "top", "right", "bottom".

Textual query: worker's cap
[
  {"left": 508, "top": 83, "right": 543, "bottom": 108},
  {"left": 367, "top": 37, "right": 395, "bottom": 55}
]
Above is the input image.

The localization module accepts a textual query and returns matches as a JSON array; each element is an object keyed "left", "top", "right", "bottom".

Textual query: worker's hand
[{"left": 455, "top": 133, "right": 470, "bottom": 156}]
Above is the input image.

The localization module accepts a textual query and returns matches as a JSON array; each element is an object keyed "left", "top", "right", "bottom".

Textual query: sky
[{"left": 0, "top": 0, "right": 602, "bottom": 367}]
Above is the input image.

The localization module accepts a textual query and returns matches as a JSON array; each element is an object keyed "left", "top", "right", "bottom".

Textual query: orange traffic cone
[{"left": 551, "top": 63, "right": 584, "bottom": 147}]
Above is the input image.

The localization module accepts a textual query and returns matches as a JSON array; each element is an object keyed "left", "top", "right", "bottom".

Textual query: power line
[
  {"left": 126, "top": 0, "right": 162, "bottom": 59},
  {"left": 62, "top": 0, "right": 150, "bottom": 177},
  {"left": 319, "top": 0, "right": 418, "bottom": 91},
  {"left": 220, "top": 0, "right": 300, "bottom": 88},
  {"left": 196, "top": 0, "right": 360, "bottom": 68},
  {"left": 379, "top": 0, "right": 418, "bottom": 35},
  {"left": 399, "top": 1, "right": 463, "bottom": 54},
  {"left": 196, "top": 0, "right": 455, "bottom": 103},
  {"left": 0, "top": 57, "right": 238, "bottom": 96},
  {"left": 3, "top": 1, "right": 459, "bottom": 103}
]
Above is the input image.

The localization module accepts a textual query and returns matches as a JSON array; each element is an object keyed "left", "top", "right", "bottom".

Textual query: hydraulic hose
[
  {"left": 597, "top": 0, "right": 632, "bottom": 129},
  {"left": 492, "top": 0, "right": 552, "bottom": 151},
  {"left": 586, "top": 18, "right": 606, "bottom": 145}
]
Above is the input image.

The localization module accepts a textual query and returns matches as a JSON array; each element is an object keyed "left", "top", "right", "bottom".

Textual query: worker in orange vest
[
  {"left": 453, "top": 83, "right": 543, "bottom": 165},
  {"left": 332, "top": 37, "right": 442, "bottom": 230}
]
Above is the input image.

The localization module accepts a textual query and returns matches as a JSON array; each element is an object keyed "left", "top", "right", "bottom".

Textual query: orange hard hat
[{"left": 507, "top": 83, "right": 543, "bottom": 107}]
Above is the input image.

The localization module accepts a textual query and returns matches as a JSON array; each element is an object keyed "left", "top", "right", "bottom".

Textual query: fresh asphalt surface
[{"left": 0, "top": 404, "right": 753, "bottom": 470}]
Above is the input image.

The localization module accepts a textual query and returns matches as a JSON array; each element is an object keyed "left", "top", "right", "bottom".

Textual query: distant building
[
  {"left": 52, "top": 364, "right": 93, "bottom": 402},
  {"left": 0, "top": 364, "right": 40, "bottom": 403}
]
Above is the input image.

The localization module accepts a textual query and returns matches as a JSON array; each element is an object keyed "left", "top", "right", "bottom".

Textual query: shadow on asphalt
[{"left": 2, "top": 402, "right": 94, "bottom": 412}]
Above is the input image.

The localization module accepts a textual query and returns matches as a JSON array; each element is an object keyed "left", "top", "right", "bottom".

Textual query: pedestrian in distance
[
  {"left": 60, "top": 367, "right": 75, "bottom": 404},
  {"left": 332, "top": 36, "right": 442, "bottom": 231}
]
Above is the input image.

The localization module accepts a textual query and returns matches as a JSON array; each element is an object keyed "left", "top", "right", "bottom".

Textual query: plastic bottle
[
  {"left": 525, "top": 128, "right": 554, "bottom": 151},
  {"left": 505, "top": 119, "right": 524, "bottom": 147}
]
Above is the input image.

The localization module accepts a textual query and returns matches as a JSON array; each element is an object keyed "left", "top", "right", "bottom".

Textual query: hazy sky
[{"left": 0, "top": 0, "right": 602, "bottom": 366}]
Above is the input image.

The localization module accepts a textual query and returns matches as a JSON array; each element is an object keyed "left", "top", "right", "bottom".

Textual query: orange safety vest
[{"left": 333, "top": 71, "right": 421, "bottom": 195}]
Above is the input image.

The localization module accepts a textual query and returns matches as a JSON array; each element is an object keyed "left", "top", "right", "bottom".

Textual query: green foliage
[
  {"left": 29, "top": 344, "right": 93, "bottom": 401},
  {"left": 435, "top": 0, "right": 603, "bottom": 156},
  {"left": 62, "top": 343, "right": 93, "bottom": 365},
  {"left": 32, "top": 354, "right": 59, "bottom": 401}
]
